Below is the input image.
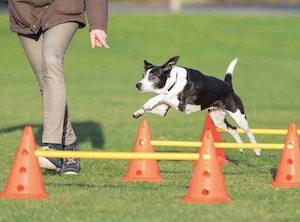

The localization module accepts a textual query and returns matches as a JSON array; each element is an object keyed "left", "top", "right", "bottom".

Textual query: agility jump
[{"left": 2, "top": 121, "right": 300, "bottom": 203}]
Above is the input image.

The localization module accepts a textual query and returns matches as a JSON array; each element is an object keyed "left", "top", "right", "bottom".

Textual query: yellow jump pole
[
  {"left": 150, "top": 140, "right": 284, "bottom": 150},
  {"left": 217, "top": 128, "right": 300, "bottom": 135},
  {"left": 35, "top": 150, "right": 200, "bottom": 161}
]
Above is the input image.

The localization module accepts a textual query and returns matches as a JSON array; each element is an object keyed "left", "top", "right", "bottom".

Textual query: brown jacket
[{"left": 8, "top": 0, "right": 108, "bottom": 35}]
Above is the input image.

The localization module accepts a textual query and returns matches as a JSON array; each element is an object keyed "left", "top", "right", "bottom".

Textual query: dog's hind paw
[{"left": 254, "top": 149, "right": 261, "bottom": 157}]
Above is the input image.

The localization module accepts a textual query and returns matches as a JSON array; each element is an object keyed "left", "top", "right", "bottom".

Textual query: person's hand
[{"left": 90, "top": 29, "right": 109, "bottom": 49}]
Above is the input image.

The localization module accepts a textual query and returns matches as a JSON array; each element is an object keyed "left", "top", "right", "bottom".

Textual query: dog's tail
[{"left": 224, "top": 58, "right": 238, "bottom": 86}]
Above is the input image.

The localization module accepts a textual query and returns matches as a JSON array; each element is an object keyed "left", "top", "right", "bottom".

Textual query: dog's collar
[{"left": 167, "top": 71, "right": 177, "bottom": 92}]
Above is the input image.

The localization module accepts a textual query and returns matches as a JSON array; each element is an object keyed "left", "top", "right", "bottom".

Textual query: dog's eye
[{"left": 149, "top": 73, "right": 156, "bottom": 80}]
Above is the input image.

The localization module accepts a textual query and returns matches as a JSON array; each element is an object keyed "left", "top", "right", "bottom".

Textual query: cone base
[
  {"left": 270, "top": 181, "right": 300, "bottom": 188},
  {"left": 0, "top": 191, "right": 48, "bottom": 200},
  {"left": 182, "top": 196, "right": 232, "bottom": 204},
  {"left": 193, "top": 159, "right": 230, "bottom": 165},
  {"left": 218, "top": 159, "right": 230, "bottom": 165},
  {"left": 121, "top": 177, "right": 164, "bottom": 182},
  {"left": 216, "top": 149, "right": 230, "bottom": 165}
]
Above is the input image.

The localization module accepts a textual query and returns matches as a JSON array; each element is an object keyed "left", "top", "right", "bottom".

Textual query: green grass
[{"left": 1, "top": 13, "right": 300, "bottom": 222}]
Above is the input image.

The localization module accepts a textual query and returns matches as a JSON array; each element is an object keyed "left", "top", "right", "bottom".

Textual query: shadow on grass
[
  {"left": 225, "top": 157, "right": 255, "bottom": 167},
  {"left": 44, "top": 182, "right": 124, "bottom": 189},
  {"left": 44, "top": 182, "right": 101, "bottom": 188},
  {"left": 270, "top": 168, "right": 277, "bottom": 180},
  {"left": 0, "top": 121, "right": 105, "bottom": 149}
]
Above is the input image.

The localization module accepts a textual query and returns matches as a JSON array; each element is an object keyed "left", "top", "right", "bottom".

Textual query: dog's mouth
[{"left": 135, "top": 83, "right": 153, "bottom": 92}]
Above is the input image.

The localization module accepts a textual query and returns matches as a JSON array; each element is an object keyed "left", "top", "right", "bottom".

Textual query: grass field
[{"left": 1, "top": 12, "right": 300, "bottom": 222}]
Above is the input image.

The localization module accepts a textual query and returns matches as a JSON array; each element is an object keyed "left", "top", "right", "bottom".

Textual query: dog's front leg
[
  {"left": 132, "top": 104, "right": 170, "bottom": 118},
  {"left": 133, "top": 103, "right": 170, "bottom": 118},
  {"left": 159, "top": 96, "right": 180, "bottom": 111},
  {"left": 147, "top": 104, "right": 170, "bottom": 116},
  {"left": 133, "top": 95, "right": 165, "bottom": 118},
  {"left": 142, "top": 95, "right": 165, "bottom": 111}
]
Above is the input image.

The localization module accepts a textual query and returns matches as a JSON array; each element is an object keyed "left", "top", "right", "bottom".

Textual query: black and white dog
[{"left": 133, "top": 56, "right": 260, "bottom": 156}]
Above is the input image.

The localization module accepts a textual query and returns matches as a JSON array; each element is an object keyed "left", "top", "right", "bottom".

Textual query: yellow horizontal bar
[
  {"left": 150, "top": 140, "right": 284, "bottom": 149},
  {"left": 35, "top": 150, "right": 199, "bottom": 161},
  {"left": 217, "top": 128, "right": 300, "bottom": 135}
]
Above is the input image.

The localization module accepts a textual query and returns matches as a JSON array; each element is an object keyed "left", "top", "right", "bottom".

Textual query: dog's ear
[
  {"left": 162, "top": 56, "right": 180, "bottom": 73},
  {"left": 144, "top": 60, "right": 154, "bottom": 70}
]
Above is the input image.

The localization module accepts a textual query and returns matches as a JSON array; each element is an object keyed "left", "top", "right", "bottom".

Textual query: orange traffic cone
[
  {"left": 271, "top": 123, "right": 300, "bottom": 188},
  {"left": 0, "top": 126, "right": 48, "bottom": 199},
  {"left": 200, "top": 113, "right": 229, "bottom": 165},
  {"left": 122, "top": 120, "right": 164, "bottom": 182},
  {"left": 182, "top": 129, "right": 232, "bottom": 203}
]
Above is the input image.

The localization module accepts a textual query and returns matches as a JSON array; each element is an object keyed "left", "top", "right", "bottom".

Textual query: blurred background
[
  {"left": 108, "top": 0, "right": 300, "bottom": 5},
  {"left": 1, "top": 0, "right": 300, "bottom": 11}
]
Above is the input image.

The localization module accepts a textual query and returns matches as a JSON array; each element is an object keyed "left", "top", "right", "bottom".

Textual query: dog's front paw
[
  {"left": 132, "top": 113, "right": 141, "bottom": 118},
  {"left": 133, "top": 109, "right": 144, "bottom": 118}
]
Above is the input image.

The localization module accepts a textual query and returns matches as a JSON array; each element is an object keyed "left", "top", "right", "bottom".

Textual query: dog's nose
[{"left": 136, "top": 83, "right": 142, "bottom": 90}]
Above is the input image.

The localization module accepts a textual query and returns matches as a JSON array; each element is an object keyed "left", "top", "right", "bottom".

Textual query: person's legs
[
  {"left": 18, "top": 22, "right": 80, "bottom": 173},
  {"left": 42, "top": 22, "right": 79, "bottom": 146},
  {"left": 19, "top": 32, "right": 63, "bottom": 171}
]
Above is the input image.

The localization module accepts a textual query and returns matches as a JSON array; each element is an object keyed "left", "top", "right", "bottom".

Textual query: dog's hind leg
[
  {"left": 209, "top": 109, "right": 245, "bottom": 154},
  {"left": 226, "top": 109, "right": 261, "bottom": 156}
]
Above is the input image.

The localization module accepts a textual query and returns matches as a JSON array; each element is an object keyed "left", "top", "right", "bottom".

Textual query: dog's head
[{"left": 135, "top": 56, "right": 180, "bottom": 93}]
